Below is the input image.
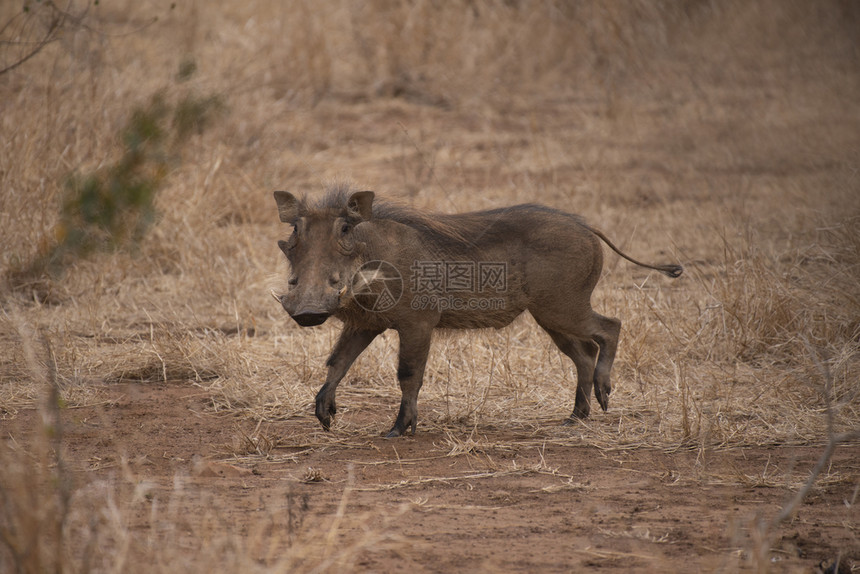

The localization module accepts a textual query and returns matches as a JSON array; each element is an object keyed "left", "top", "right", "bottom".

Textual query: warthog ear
[
  {"left": 346, "top": 191, "right": 374, "bottom": 222},
  {"left": 273, "top": 191, "right": 300, "bottom": 223}
]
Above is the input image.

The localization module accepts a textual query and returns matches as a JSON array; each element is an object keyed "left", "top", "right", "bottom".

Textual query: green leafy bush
[{"left": 9, "top": 78, "right": 224, "bottom": 296}]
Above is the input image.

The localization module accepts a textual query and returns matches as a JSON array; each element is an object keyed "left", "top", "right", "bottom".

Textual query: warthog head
[{"left": 272, "top": 190, "right": 374, "bottom": 327}]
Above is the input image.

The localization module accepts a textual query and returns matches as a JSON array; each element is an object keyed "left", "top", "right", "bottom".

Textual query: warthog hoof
[
  {"left": 568, "top": 401, "right": 591, "bottom": 421},
  {"left": 565, "top": 412, "right": 589, "bottom": 426},
  {"left": 594, "top": 386, "right": 610, "bottom": 412},
  {"left": 384, "top": 425, "right": 415, "bottom": 438},
  {"left": 315, "top": 400, "right": 337, "bottom": 431},
  {"left": 384, "top": 418, "right": 417, "bottom": 438}
]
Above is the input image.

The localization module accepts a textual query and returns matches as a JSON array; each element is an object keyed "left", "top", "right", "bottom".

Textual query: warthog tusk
[
  {"left": 270, "top": 289, "right": 282, "bottom": 303},
  {"left": 339, "top": 285, "right": 348, "bottom": 298}
]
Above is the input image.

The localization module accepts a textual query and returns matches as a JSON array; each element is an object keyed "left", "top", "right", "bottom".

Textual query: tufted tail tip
[{"left": 660, "top": 264, "right": 684, "bottom": 278}]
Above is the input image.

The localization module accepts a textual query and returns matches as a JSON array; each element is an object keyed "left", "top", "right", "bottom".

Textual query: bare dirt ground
[
  {"left": 6, "top": 380, "right": 859, "bottom": 573},
  {"left": 2, "top": 1, "right": 859, "bottom": 573}
]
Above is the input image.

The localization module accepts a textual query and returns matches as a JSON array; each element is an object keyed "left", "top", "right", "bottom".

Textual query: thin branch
[
  {"left": 769, "top": 339, "right": 860, "bottom": 528},
  {"left": 0, "top": 0, "right": 122, "bottom": 77},
  {"left": 772, "top": 427, "right": 860, "bottom": 527},
  {"left": 0, "top": 2, "right": 66, "bottom": 76}
]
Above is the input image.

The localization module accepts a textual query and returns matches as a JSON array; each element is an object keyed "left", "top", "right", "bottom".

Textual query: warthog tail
[{"left": 588, "top": 227, "right": 683, "bottom": 278}]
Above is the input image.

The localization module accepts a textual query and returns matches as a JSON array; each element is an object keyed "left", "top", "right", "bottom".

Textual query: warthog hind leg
[
  {"left": 591, "top": 313, "right": 621, "bottom": 412},
  {"left": 542, "top": 328, "right": 599, "bottom": 421},
  {"left": 534, "top": 308, "right": 620, "bottom": 420},
  {"left": 569, "top": 338, "right": 600, "bottom": 420}
]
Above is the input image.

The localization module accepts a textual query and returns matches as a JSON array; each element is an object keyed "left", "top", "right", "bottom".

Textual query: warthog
[{"left": 272, "top": 184, "right": 682, "bottom": 437}]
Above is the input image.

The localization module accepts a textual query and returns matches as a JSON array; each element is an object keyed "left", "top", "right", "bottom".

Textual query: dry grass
[
  {"left": 1, "top": 0, "right": 859, "bottom": 570},
  {"left": 0, "top": 317, "right": 406, "bottom": 573},
  {"left": 1, "top": 428, "right": 406, "bottom": 573}
]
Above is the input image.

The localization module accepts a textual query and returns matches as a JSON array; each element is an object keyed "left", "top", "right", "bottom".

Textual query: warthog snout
[
  {"left": 273, "top": 292, "right": 335, "bottom": 327},
  {"left": 271, "top": 288, "right": 344, "bottom": 328},
  {"left": 291, "top": 310, "right": 331, "bottom": 327}
]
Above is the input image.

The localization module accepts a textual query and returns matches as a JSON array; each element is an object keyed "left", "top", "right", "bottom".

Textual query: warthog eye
[
  {"left": 288, "top": 277, "right": 298, "bottom": 286},
  {"left": 341, "top": 222, "right": 350, "bottom": 234}
]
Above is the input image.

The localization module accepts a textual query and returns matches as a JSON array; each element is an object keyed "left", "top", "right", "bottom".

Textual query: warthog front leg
[
  {"left": 315, "top": 327, "right": 381, "bottom": 431},
  {"left": 386, "top": 325, "right": 433, "bottom": 438}
]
